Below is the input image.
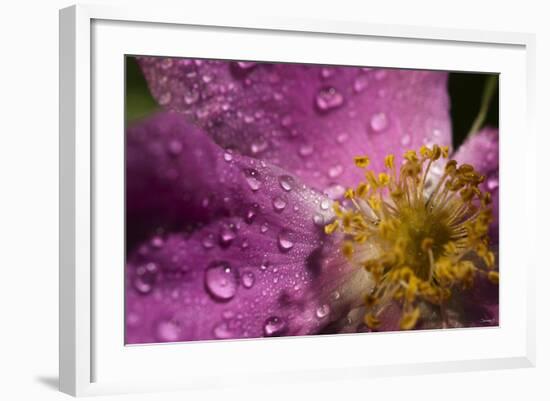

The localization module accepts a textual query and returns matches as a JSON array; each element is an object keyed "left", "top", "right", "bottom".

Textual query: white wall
[{"left": 0, "top": 0, "right": 547, "bottom": 400}]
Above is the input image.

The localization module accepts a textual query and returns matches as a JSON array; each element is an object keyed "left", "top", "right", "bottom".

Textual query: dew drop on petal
[
  {"left": 315, "top": 87, "right": 344, "bottom": 112},
  {"left": 336, "top": 133, "right": 349, "bottom": 144},
  {"left": 370, "top": 112, "right": 388, "bottom": 132},
  {"left": 277, "top": 230, "right": 294, "bottom": 252},
  {"left": 263, "top": 316, "right": 287, "bottom": 337},
  {"left": 260, "top": 222, "right": 269, "bottom": 233},
  {"left": 320, "top": 198, "right": 330, "bottom": 210},
  {"left": 251, "top": 140, "right": 268, "bottom": 154},
  {"left": 213, "top": 322, "right": 234, "bottom": 339},
  {"left": 316, "top": 304, "right": 331, "bottom": 319},
  {"left": 219, "top": 225, "right": 236, "bottom": 246},
  {"left": 401, "top": 134, "right": 411, "bottom": 146},
  {"left": 202, "top": 233, "right": 215, "bottom": 249},
  {"left": 204, "top": 262, "right": 239, "bottom": 302},
  {"left": 272, "top": 196, "right": 287, "bottom": 212},
  {"left": 133, "top": 263, "right": 158, "bottom": 294},
  {"left": 167, "top": 140, "right": 182, "bottom": 156},
  {"left": 328, "top": 164, "right": 344, "bottom": 178},
  {"left": 313, "top": 213, "right": 325, "bottom": 226},
  {"left": 155, "top": 319, "right": 181, "bottom": 342},
  {"left": 236, "top": 61, "right": 257, "bottom": 70},
  {"left": 241, "top": 270, "right": 256, "bottom": 289},
  {"left": 298, "top": 144, "right": 314, "bottom": 157},
  {"left": 244, "top": 204, "right": 258, "bottom": 224},
  {"left": 353, "top": 76, "right": 369, "bottom": 93},
  {"left": 244, "top": 169, "right": 262, "bottom": 191},
  {"left": 279, "top": 175, "right": 294, "bottom": 192},
  {"left": 223, "top": 150, "right": 233, "bottom": 162},
  {"left": 487, "top": 174, "right": 499, "bottom": 191},
  {"left": 158, "top": 91, "right": 172, "bottom": 106}
]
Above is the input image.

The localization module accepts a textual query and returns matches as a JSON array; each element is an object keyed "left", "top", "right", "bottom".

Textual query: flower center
[{"left": 325, "top": 144, "right": 497, "bottom": 330}]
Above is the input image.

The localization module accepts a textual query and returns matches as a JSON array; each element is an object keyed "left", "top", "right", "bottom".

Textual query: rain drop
[
  {"left": 353, "top": 76, "right": 368, "bottom": 93},
  {"left": 272, "top": 196, "right": 287, "bottom": 212},
  {"left": 244, "top": 204, "right": 259, "bottom": 224},
  {"left": 223, "top": 150, "right": 233, "bottom": 162},
  {"left": 241, "top": 270, "right": 256, "bottom": 289},
  {"left": 315, "top": 87, "right": 344, "bottom": 112},
  {"left": 320, "top": 198, "right": 330, "bottom": 210},
  {"left": 213, "top": 322, "right": 234, "bottom": 339},
  {"left": 263, "top": 316, "right": 287, "bottom": 337},
  {"left": 401, "top": 134, "right": 411, "bottom": 146},
  {"left": 133, "top": 263, "right": 158, "bottom": 294},
  {"left": 313, "top": 213, "right": 325, "bottom": 226},
  {"left": 244, "top": 169, "right": 262, "bottom": 191},
  {"left": 370, "top": 112, "right": 388, "bottom": 132},
  {"left": 278, "top": 175, "right": 294, "bottom": 192},
  {"left": 487, "top": 174, "right": 499, "bottom": 191},
  {"left": 260, "top": 222, "right": 269, "bottom": 233},
  {"left": 155, "top": 319, "right": 181, "bottom": 342},
  {"left": 277, "top": 230, "right": 294, "bottom": 252},
  {"left": 298, "top": 144, "right": 314, "bottom": 157},
  {"left": 202, "top": 234, "right": 215, "bottom": 249},
  {"left": 204, "top": 262, "right": 239, "bottom": 302},
  {"left": 158, "top": 91, "right": 172, "bottom": 106},
  {"left": 236, "top": 61, "right": 257, "bottom": 70},
  {"left": 251, "top": 140, "right": 268, "bottom": 154},
  {"left": 328, "top": 164, "right": 344, "bottom": 178},
  {"left": 219, "top": 225, "right": 236, "bottom": 246},
  {"left": 316, "top": 304, "right": 331, "bottom": 319},
  {"left": 167, "top": 140, "right": 182, "bottom": 156}
]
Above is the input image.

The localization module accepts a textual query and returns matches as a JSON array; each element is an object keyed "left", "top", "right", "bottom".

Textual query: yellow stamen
[{"left": 325, "top": 144, "right": 495, "bottom": 330}]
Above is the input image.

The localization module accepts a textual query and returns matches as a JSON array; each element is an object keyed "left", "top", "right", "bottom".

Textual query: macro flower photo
[{"left": 125, "top": 57, "right": 499, "bottom": 344}]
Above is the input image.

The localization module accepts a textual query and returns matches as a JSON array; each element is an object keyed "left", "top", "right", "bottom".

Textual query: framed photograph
[{"left": 59, "top": 4, "right": 536, "bottom": 396}]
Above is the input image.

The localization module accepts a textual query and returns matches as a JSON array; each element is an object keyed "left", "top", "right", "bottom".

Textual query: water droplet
[
  {"left": 202, "top": 234, "right": 215, "bottom": 249},
  {"left": 353, "top": 76, "right": 368, "bottom": 93},
  {"left": 320, "top": 199, "right": 330, "bottom": 210},
  {"left": 151, "top": 236, "right": 164, "bottom": 248},
  {"left": 219, "top": 225, "right": 236, "bottom": 246},
  {"left": 204, "top": 262, "right": 239, "bottom": 302},
  {"left": 316, "top": 304, "right": 331, "bottom": 319},
  {"left": 241, "top": 270, "right": 255, "bottom": 288},
  {"left": 160, "top": 58, "right": 173, "bottom": 69},
  {"left": 244, "top": 204, "right": 259, "bottom": 224},
  {"left": 401, "top": 134, "right": 411, "bottom": 146},
  {"left": 272, "top": 196, "right": 287, "bottom": 212},
  {"left": 324, "top": 184, "right": 346, "bottom": 200},
  {"left": 241, "top": 239, "right": 249, "bottom": 250},
  {"left": 336, "top": 133, "right": 349, "bottom": 144},
  {"left": 133, "top": 263, "right": 158, "bottom": 294},
  {"left": 328, "top": 164, "right": 344, "bottom": 178},
  {"left": 313, "top": 213, "right": 325, "bottom": 226},
  {"left": 332, "top": 291, "right": 341, "bottom": 300},
  {"left": 281, "top": 115, "right": 293, "bottom": 127},
  {"left": 279, "top": 175, "right": 294, "bottom": 192},
  {"left": 487, "top": 175, "right": 499, "bottom": 191},
  {"left": 183, "top": 90, "right": 199, "bottom": 105},
  {"left": 237, "top": 61, "right": 257, "bottom": 70},
  {"left": 315, "top": 87, "right": 344, "bottom": 112},
  {"left": 374, "top": 69, "right": 387, "bottom": 80},
  {"left": 158, "top": 91, "right": 172, "bottom": 106},
  {"left": 321, "top": 68, "right": 334, "bottom": 79},
  {"left": 370, "top": 112, "right": 388, "bottom": 132},
  {"left": 223, "top": 150, "right": 233, "bottom": 162},
  {"left": 263, "top": 316, "right": 287, "bottom": 337},
  {"left": 260, "top": 222, "right": 269, "bottom": 233},
  {"left": 251, "top": 140, "right": 268, "bottom": 154},
  {"left": 298, "top": 144, "right": 314, "bottom": 157},
  {"left": 277, "top": 230, "right": 294, "bottom": 252},
  {"left": 244, "top": 169, "right": 262, "bottom": 191},
  {"left": 213, "top": 322, "right": 234, "bottom": 339},
  {"left": 167, "top": 140, "right": 182, "bottom": 155},
  {"left": 155, "top": 319, "right": 181, "bottom": 342}
]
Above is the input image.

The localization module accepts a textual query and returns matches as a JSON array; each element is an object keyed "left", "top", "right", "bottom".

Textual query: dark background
[{"left": 126, "top": 57, "right": 499, "bottom": 149}]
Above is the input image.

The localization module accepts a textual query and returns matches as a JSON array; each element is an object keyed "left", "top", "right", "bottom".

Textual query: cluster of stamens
[{"left": 325, "top": 144, "right": 497, "bottom": 330}]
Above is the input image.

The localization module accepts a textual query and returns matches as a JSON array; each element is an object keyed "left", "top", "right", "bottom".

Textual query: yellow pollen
[{"left": 325, "top": 144, "right": 496, "bottom": 330}]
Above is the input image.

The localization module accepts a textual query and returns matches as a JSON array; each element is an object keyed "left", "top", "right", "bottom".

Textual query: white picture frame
[{"left": 59, "top": 3, "right": 536, "bottom": 397}]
